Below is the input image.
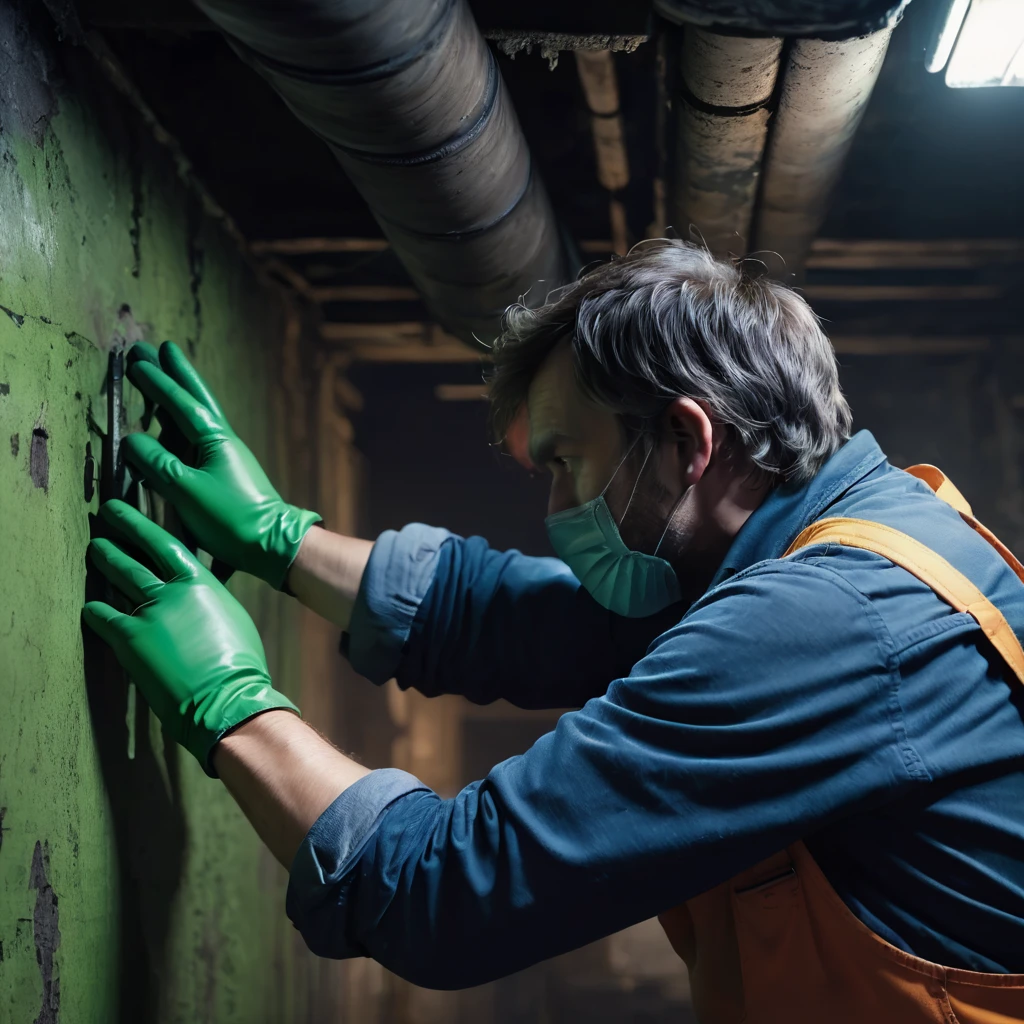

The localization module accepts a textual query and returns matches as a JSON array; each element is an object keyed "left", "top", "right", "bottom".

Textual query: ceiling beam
[
  {"left": 320, "top": 322, "right": 485, "bottom": 362},
  {"left": 308, "top": 283, "right": 1005, "bottom": 304},
  {"left": 807, "top": 238, "right": 1024, "bottom": 269},
  {"left": 830, "top": 336, "right": 994, "bottom": 355},
  {"left": 319, "top": 321, "right": 1020, "bottom": 361},
  {"left": 800, "top": 285, "right": 1002, "bottom": 301},
  {"left": 311, "top": 285, "right": 421, "bottom": 303},
  {"left": 256, "top": 235, "right": 1024, "bottom": 268}
]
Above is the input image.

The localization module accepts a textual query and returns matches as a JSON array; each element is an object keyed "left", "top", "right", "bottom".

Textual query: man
[{"left": 85, "top": 241, "right": 1024, "bottom": 1021}]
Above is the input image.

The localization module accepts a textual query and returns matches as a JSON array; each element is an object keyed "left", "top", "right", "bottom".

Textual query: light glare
[
  {"left": 927, "top": 0, "right": 971, "bottom": 73},
  {"left": 945, "top": 0, "right": 1024, "bottom": 87}
]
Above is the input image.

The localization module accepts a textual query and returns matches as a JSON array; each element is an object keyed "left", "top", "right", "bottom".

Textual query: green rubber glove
[
  {"left": 83, "top": 500, "right": 299, "bottom": 776},
  {"left": 124, "top": 341, "right": 320, "bottom": 590}
]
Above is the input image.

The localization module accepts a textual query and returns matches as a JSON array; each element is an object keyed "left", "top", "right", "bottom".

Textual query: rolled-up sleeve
[
  {"left": 287, "top": 769, "right": 431, "bottom": 958},
  {"left": 289, "top": 562, "right": 920, "bottom": 989},
  {"left": 342, "top": 523, "right": 685, "bottom": 709},
  {"left": 342, "top": 524, "right": 452, "bottom": 683}
]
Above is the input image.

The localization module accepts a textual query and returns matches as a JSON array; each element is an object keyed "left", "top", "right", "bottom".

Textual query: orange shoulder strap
[{"left": 784, "top": 464, "right": 1024, "bottom": 689}]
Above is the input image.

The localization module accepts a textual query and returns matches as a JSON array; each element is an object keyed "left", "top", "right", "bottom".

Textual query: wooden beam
[
  {"left": 252, "top": 237, "right": 390, "bottom": 255},
  {"left": 320, "top": 321, "right": 1022, "bottom": 360},
  {"left": 435, "top": 384, "right": 489, "bottom": 401},
  {"left": 319, "top": 321, "right": 1022, "bottom": 361},
  {"left": 320, "top": 322, "right": 430, "bottom": 341},
  {"left": 263, "top": 258, "right": 315, "bottom": 300},
  {"left": 830, "top": 335, "right": 994, "bottom": 355},
  {"left": 807, "top": 239, "right": 1024, "bottom": 269},
  {"left": 311, "top": 285, "right": 421, "bottom": 302},
  {"left": 802, "top": 285, "right": 1002, "bottom": 302},
  {"left": 312, "top": 283, "right": 1002, "bottom": 304},
  {"left": 341, "top": 335, "right": 1001, "bottom": 361},
  {"left": 347, "top": 343, "right": 485, "bottom": 363},
  {"left": 319, "top": 322, "right": 486, "bottom": 362},
  {"left": 255, "top": 236, "right": 1024, "bottom": 268}
]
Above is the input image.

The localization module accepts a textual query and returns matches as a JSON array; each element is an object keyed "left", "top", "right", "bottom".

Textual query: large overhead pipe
[
  {"left": 192, "top": 0, "right": 568, "bottom": 345},
  {"left": 669, "top": 29, "right": 782, "bottom": 259},
  {"left": 655, "top": 0, "right": 906, "bottom": 275},
  {"left": 751, "top": 31, "right": 894, "bottom": 280}
]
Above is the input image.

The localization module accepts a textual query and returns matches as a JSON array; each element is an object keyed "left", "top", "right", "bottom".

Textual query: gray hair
[{"left": 487, "top": 239, "right": 852, "bottom": 483}]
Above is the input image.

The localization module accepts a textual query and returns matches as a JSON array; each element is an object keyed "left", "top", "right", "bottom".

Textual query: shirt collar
[{"left": 709, "top": 430, "right": 888, "bottom": 588}]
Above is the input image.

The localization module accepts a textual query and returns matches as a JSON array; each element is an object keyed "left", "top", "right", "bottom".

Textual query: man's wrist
[
  {"left": 268, "top": 506, "right": 322, "bottom": 591},
  {"left": 284, "top": 524, "right": 324, "bottom": 594},
  {"left": 213, "top": 708, "right": 302, "bottom": 773},
  {"left": 213, "top": 708, "right": 372, "bottom": 868}
]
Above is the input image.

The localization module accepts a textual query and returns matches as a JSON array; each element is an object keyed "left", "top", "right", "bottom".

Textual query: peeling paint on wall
[
  {"left": 1, "top": 3, "right": 321, "bottom": 1021},
  {"left": 29, "top": 842, "right": 61, "bottom": 1024},
  {"left": 0, "top": 306, "right": 25, "bottom": 328},
  {"left": 29, "top": 427, "right": 48, "bottom": 490},
  {"left": 186, "top": 195, "right": 205, "bottom": 356},
  {"left": 0, "top": 0, "right": 59, "bottom": 147}
]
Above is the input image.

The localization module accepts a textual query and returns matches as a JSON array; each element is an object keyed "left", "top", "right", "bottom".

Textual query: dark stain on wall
[
  {"left": 10, "top": 433, "right": 19, "bottom": 457},
  {"left": 114, "top": 303, "right": 147, "bottom": 347},
  {"left": 30, "top": 428, "right": 49, "bottom": 490},
  {"left": 129, "top": 127, "right": 143, "bottom": 279},
  {"left": 186, "top": 194, "right": 204, "bottom": 355},
  {"left": 83, "top": 441, "right": 95, "bottom": 501},
  {"left": 0, "top": 382, "right": 9, "bottom": 395},
  {"left": 1, "top": 305, "right": 26, "bottom": 328},
  {"left": 0, "top": 0, "right": 59, "bottom": 147},
  {"left": 29, "top": 840, "right": 61, "bottom": 1024},
  {"left": 81, "top": 607, "right": 188, "bottom": 1024}
]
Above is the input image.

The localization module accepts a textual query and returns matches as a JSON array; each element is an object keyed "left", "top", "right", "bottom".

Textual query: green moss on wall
[{"left": 0, "top": 8, "right": 319, "bottom": 1022}]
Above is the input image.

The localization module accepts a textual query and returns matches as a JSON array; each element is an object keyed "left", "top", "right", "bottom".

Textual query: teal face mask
[{"left": 544, "top": 443, "right": 684, "bottom": 618}]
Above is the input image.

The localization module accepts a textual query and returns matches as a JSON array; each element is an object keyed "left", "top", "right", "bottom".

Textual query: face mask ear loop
[
  {"left": 599, "top": 434, "right": 644, "bottom": 501},
  {"left": 652, "top": 487, "right": 688, "bottom": 558},
  {"left": 618, "top": 438, "right": 655, "bottom": 528}
]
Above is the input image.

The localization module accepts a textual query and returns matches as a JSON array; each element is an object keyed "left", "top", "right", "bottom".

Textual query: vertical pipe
[
  {"left": 752, "top": 29, "right": 894, "bottom": 280},
  {"left": 671, "top": 30, "right": 782, "bottom": 258},
  {"left": 576, "top": 49, "right": 631, "bottom": 255}
]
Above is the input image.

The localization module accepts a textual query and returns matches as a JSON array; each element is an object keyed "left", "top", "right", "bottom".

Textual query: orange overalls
[{"left": 658, "top": 466, "right": 1024, "bottom": 1023}]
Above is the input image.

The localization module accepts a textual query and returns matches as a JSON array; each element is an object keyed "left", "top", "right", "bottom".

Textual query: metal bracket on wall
[
  {"left": 100, "top": 345, "right": 138, "bottom": 758},
  {"left": 101, "top": 346, "right": 126, "bottom": 504}
]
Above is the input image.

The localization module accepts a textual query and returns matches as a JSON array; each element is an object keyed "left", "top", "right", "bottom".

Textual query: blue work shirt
[{"left": 287, "top": 431, "right": 1024, "bottom": 987}]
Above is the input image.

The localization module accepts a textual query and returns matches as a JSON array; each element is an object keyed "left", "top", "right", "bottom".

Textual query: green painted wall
[{"left": 0, "top": 7, "right": 322, "bottom": 1022}]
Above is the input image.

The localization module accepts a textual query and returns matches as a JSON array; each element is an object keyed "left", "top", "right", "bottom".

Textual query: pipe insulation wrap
[
  {"left": 194, "top": 0, "right": 568, "bottom": 344},
  {"left": 752, "top": 30, "right": 894, "bottom": 280},
  {"left": 654, "top": 0, "right": 909, "bottom": 39},
  {"left": 672, "top": 30, "right": 782, "bottom": 258}
]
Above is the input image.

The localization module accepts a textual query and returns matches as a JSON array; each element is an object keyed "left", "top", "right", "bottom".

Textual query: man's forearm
[
  {"left": 287, "top": 525, "right": 374, "bottom": 630},
  {"left": 214, "top": 710, "right": 370, "bottom": 867}
]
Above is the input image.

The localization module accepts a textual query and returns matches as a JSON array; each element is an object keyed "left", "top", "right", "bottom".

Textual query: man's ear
[{"left": 661, "top": 398, "right": 714, "bottom": 487}]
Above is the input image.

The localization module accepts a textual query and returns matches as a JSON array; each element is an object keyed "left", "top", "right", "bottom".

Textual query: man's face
[
  {"left": 523, "top": 341, "right": 770, "bottom": 597},
  {"left": 525, "top": 342, "right": 702, "bottom": 566},
  {"left": 526, "top": 343, "right": 627, "bottom": 517}
]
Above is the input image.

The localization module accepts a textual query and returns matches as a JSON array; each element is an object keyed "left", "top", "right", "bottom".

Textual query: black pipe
[{"left": 194, "top": 0, "right": 569, "bottom": 346}]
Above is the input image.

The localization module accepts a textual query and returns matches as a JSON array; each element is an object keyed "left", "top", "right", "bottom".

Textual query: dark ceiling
[{"left": 80, "top": 0, "right": 1024, "bottom": 340}]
